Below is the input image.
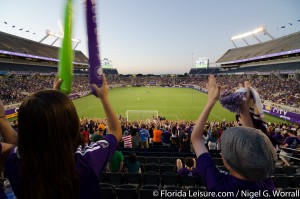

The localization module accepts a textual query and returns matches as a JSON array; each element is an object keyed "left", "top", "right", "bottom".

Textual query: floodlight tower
[
  {"left": 230, "top": 26, "right": 274, "bottom": 48},
  {"left": 39, "top": 29, "right": 81, "bottom": 49}
]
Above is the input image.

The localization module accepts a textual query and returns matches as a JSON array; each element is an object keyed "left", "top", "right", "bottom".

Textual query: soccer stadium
[{"left": 1, "top": 1, "right": 300, "bottom": 199}]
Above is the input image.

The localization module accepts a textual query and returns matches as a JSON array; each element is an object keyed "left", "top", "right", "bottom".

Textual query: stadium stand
[
  {"left": 217, "top": 31, "right": 300, "bottom": 64},
  {"left": 0, "top": 31, "right": 88, "bottom": 62},
  {"left": 189, "top": 67, "right": 219, "bottom": 75},
  {"left": 189, "top": 31, "right": 300, "bottom": 75},
  {"left": 0, "top": 31, "right": 119, "bottom": 75}
]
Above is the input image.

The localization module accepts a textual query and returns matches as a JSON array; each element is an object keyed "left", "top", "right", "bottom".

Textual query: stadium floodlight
[
  {"left": 39, "top": 29, "right": 81, "bottom": 49},
  {"left": 230, "top": 26, "right": 274, "bottom": 48},
  {"left": 231, "top": 27, "right": 264, "bottom": 40}
]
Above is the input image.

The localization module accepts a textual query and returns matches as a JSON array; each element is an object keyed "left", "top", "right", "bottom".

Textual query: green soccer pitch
[{"left": 73, "top": 87, "right": 286, "bottom": 123}]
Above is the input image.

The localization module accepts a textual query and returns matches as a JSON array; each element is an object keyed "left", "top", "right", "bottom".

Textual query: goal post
[{"left": 126, "top": 110, "right": 158, "bottom": 121}]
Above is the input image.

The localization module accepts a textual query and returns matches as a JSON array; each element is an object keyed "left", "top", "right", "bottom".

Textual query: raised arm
[
  {"left": 239, "top": 81, "right": 254, "bottom": 128},
  {"left": 191, "top": 75, "right": 220, "bottom": 158},
  {"left": 0, "top": 100, "right": 18, "bottom": 167},
  {"left": 92, "top": 75, "right": 122, "bottom": 142},
  {"left": 0, "top": 100, "right": 17, "bottom": 145}
]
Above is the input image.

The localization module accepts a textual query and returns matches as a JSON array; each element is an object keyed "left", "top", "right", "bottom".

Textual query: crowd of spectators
[
  {"left": 0, "top": 74, "right": 90, "bottom": 105},
  {"left": 78, "top": 115, "right": 300, "bottom": 151},
  {"left": 1, "top": 73, "right": 300, "bottom": 111},
  {"left": 72, "top": 114, "right": 300, "bottom": 175}
]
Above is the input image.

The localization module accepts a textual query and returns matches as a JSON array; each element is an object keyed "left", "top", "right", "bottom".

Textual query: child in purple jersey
[
  {"left": 176, "top": 157, "right": 199, "bottom": 177},
  {"left": 191, "top": 75, "right": 277, "bottom": 198},
  {"left": 0, "top": 74, "right": 122, "bottom": 199},
  {"left": 279, "top": 129, "right": 300, "bottom": 166}
]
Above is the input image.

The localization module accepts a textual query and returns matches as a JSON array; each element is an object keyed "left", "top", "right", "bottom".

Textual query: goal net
[{"left": 126, "top": 110, "right": 158, "bottom": 121}]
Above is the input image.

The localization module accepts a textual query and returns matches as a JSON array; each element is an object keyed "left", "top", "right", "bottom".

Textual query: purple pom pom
[{"left": 219, "top": 90, "right": 246, "bottom": 113}]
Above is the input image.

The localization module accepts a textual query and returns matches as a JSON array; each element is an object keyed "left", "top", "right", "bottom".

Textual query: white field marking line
[
  {"left": 78, "top": 106, "right": 97, "bottom": 114},
  {"left": 164, "top": 115, "right": 180, "bottom": 120},
  {"left": 210, "top": 112, "right": 222, "bottom": 120},
  {"left": 116, "top": 106, "right": 202, "bottom": 109}
]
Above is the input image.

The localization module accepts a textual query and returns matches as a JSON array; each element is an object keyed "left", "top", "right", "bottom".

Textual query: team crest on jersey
[{"left": 98, "top": 140, "right": 109, "bottom": 148}]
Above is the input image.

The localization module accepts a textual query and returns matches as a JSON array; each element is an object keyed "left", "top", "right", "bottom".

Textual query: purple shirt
[
  {"left": 162, "top": 131, "right": 172, "bottom": 144},
  {"left": 196, "top": 153, "right": 275, "bottom": 198},
  {"left": 177, "top": 167, "right": 199, "bottom": 177},
  {"left": 4, "top": 134, "right": 118, "bottom": 199},
  {"left": 282, "top": 137, "right": 300, "bottom": 153},
  {"left": 272, "top": 134, "right": 283, "bottom": 143}
]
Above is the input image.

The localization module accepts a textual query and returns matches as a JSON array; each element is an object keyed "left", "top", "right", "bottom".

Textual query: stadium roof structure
[
  {"left": 217, "top": 31, "right": 300, "bottom": 68},
  {"left": 230, "top": 27, "right": 275, "bottom": 48},
  {"left": 39, "top": 29, "right": 81, "bottom": 49},
  {"left": 0, "top": 31, "right": 88, "bottom": 67}
]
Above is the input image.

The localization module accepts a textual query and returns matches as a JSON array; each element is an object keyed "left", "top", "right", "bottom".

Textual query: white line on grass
[
  {"left": 78, "top": 106, "right": 96, "bottom": 115},
  {"left": 210, "top": 112, "right": 222, "bottom": 120},
  {"left": 116, "top": 106, "right": 202, "bottom": 109},
  {"left": 164, "top": 115, "right": 180, "bottom": 120}
]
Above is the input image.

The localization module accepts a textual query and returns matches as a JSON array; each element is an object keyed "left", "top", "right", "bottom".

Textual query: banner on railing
[
  {"left": 5, "top": 108, "right": 19, "bottom": 119},
  {"left": 5, "top": 94, "right": 82, "bottom": 118},
  {"left": 262, "top": 104, "right": 300, "bottom": 124}
]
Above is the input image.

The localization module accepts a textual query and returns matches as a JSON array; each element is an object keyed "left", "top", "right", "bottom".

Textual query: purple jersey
[
  {"left": 196, "top": 153, "right": 275, "bottom": 198},
  {"left": 282, "top": 137, "right": 300, "bottom": 153},
  {"left": 4, "top": 134, "right": 118, "bottom": 199},
  {"left": 272, "top": 134, "right": 283, "bottom": 143},
  {"left": 177, "top": 167, "right": 199, "bottom": 177},
  {"left": 162, "top": 131, "right": 172, "bottom": 144}
]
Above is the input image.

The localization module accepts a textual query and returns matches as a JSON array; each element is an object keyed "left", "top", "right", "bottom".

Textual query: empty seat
[
  {"left": 282, "top": 166, "right": 297, "bottom": 176},
  {"left": 143, "top": 171, "right": 160, "bottom": 186},
  {"left": 293, "top": 176, "right": 300, "bottom": 188},
  {"left": 161, "top": 172, "right": 179, "bottom": 187},
  {"left": 144, "top": 163, "right": 160, "bottom": 172},
  {"left": 179, "top": 175, "right": 200, "bottom": 188},
  {"left": 126, "top": 172, "right": 142, "bottom": 187},
  {"left": 140, "top": 185, "right": 161, "bottom": 199},
  {"left": 160, "top": 164, "right": 175, "bottom": 174},
  {"left": 160, "top": 157, "right": 173, "bottom": 164},
  {"left": 146, "top": 156, "right": 160, "bottom": 164},
  {"left": 184, "top": 153, "right": 196, "bottom": 158},
  {"left": 106, "top": 172, "right": 125, "bottom": 186},
  {"left": 99, "top": 183, "right": 116, "bottom": 199},
  {"left": 116, "top": 184, "right": 138, "bottom": 199},
  {"left": 273, "top": 166, "right": 284, "bottom": 175},
  {"left": 174, "top": 153, "right": 185, "bottom": 158},
  {"left": 274, "top": 176, "right": 293, "bottom": 189},
  {"left": 99, "top": 171, "right": 107, "bottom": 183},
  {"left": 137, "top": 156, "right": 147, "bottom": 165},
  {"left": 162, "top": 152, "right": 172, "bottom": 157},
  {"left": 149, "top": 152, "right": 162, "bottom": 157}
]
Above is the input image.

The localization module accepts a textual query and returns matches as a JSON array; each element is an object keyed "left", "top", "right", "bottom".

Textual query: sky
[{"left": 0, "top": 0, "right": 300, "bottom": 74}]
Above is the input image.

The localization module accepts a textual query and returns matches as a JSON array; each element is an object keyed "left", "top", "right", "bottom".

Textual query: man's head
[
  {"left": 98, "top": 124, "right": 106, "bottom": 132},
  {"left": 184, "top": 157, "right": 194, "bottom": 168},
  {"left": 220, "top": 126, "right": 276, "bottom": 181}
]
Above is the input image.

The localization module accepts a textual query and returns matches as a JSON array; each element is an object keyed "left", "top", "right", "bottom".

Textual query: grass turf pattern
[{"left": 73, "top": 87, "right": 286, "bottom": 123}]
